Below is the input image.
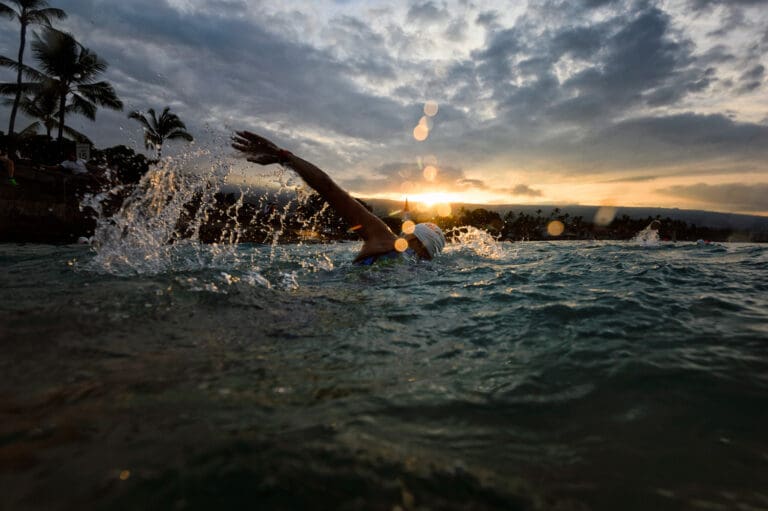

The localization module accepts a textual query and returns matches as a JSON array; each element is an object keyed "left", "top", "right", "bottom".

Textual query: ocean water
[{"left": 1, "top": 238, "right": 767, "bottom": 510}]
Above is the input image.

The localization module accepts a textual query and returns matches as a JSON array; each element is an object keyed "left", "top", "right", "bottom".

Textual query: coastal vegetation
[
  {"left": 29, "top": 27, "right": 123, "bottom": 143},
  {"left": 128, "top": 107, "right": 194, "bottom": 158},
  {"left": 0, "top": 0, "right": 66, "bottom": 138}
]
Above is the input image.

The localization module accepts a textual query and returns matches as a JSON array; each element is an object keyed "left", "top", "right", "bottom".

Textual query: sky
[{"left": 1, "top": 0, "right": 767, "bottom": 215}]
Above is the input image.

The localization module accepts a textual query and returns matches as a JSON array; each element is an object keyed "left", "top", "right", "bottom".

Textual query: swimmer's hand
[{"left": 232, "top": 131, "right": 291, "bottom": 165}]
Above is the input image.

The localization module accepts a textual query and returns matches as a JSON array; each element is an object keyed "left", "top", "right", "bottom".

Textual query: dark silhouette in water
[{"left": 232, "top": 130, "right": 446, "bottom": 262}]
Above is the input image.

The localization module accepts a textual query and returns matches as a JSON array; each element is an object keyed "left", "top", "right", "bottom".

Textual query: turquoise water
[{"left": 1, "top": 239, "right": 767, "bottom": 510}]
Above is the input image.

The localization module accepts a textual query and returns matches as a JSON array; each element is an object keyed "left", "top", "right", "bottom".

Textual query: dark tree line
[{"left": 422, "top": 207, "right": 763, "bottom": 243}]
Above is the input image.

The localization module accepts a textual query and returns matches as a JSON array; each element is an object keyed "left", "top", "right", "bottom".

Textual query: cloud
[
  {"left": 444, "top": 17, "right": 468, "bottom": 41},
  {"left": 1, "top": 0, "right": 765, "bottom": 211},
  {"left": 559, "top": 8, "right": 703, "bottom": 112},
  {"left": 737, "top": 64, "right": 765, "bottom": 93},
  {"left": 475, "top": 11, "right": 500, "bottom": 29},
  {"left": 407, "top": 1, "right": 450, "bottom": 24},
  {"left": 688, "top": 0, "right": 768, "bottom": 11},
  {"left": 457, "top": 178, "right": 488, "bottom": 189},
  {"left": 566, "top": 113, "right": 768, "bottom": 170},
  {"left": 510, "top": 184, "right": 543, "bottom": 197},
  {"left": 658, "top": 182, "right": 768, "bottom": 212},
  {"left": 339, "top": 160, "right": 516, "bottom": 197}
]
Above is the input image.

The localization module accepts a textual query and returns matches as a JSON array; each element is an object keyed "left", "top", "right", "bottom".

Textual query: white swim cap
[{"left": 413, "top": 222, "right": 446, "bottom": 258}]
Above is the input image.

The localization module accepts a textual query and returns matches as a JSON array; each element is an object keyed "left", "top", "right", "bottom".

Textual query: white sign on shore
[{"left": 76, "top": 143, "right": 91, "bottom": 161}]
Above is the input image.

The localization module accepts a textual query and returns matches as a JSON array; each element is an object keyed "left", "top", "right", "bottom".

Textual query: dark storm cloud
[
  {"left": 420, "top": 0, "right": 766, "bottom": 179},
  {"left": 550, "top": 25, "right": 606, "bottom": 60},
  {"left": 34, "top": 0, "right": 413, "bottom": 160},
  {"left": 462, "top": 4, "right": 716, "bottom": 130},
  {"left": 659, "top": 182, "right": 768, "bottom": 212},
  {"left": 560, "top": 8, "right": 698, "bottom": 111},
  {"left": 571, "top": 113, "right": 768, "bottom": 169}
]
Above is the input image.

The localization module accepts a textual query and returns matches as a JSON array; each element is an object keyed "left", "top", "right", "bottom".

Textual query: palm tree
[
  {"left": 128, "top": 106, "right": 194, "bottom": 158},
  {"left": 0, "top": 0, "right": 66, "bottom": 137},
  {"left": 6, "top": 89, "right": 91, "bottom": 142},
  {"left": 30, "top": 28, "right": 123, "bottom": 144},
  {"left": 0, "top": 28, "right": 123, "bottom": 143}
]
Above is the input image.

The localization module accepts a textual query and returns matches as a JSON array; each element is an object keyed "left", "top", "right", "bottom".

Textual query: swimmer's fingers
[
  {"left": 233, "top": 131, "right": 278, "bottom": 152},
  {"left": 233, "top": 131, "right": 288, "bottom": 165}
]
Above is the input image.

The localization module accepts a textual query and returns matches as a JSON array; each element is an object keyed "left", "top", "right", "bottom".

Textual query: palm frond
[
  {"left": 31, "top": 28, "right": 79, "bottom": 78},
  {"left": 68, "top": 93, "right": 97, "bottom": 120},
  {"left": 77, "top": 50, "right": 108, "bottom": 82},
  {"left": 29, "top": 7, "right": 67, "bottom": 24},
  {"left": 0, "top": 81, "right": 44, "bottom": 96},
  {"left": 62, "top": 125, "right": 92, "bottom": 144},
  {"left": 76, "top": 81, "right": 123, "bottom": 110},
  {"left": 0, "top": 55, "right": 48, "bottom": 82},
  {"left": 128, "top": 111, "right": 154, "bottom": 132},
  {"left": 18, "top": 121, "right": 41, "bottom": 138},
  {"left": 0, "top": 3, "right": 15, "bottom": 19},
  {"left": 165, "top": 129, "right": 194, "bottom": 142}
]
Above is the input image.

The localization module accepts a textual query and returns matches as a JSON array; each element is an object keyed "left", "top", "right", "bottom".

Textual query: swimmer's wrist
[{"left": 277, "top": 149, "right": 293, "bottom": 165}]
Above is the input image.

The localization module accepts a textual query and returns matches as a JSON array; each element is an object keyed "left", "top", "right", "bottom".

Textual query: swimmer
[{"left": 232, "top": 131, "right": 445, "bottom": 263}]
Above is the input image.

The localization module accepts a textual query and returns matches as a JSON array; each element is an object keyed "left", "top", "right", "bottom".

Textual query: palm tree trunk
[
  {"left": 57, "top": 86, "right": 67, "bottom": 145},
  {"left": 7, "top": 23, "right": 27, "bottom": 137}
]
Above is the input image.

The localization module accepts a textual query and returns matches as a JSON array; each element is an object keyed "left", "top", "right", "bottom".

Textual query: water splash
[
  {"left": 632, "top": 222, "right": 661, "bottom": 247},
  {"left": 87, "top": 149, "right": 233, "bottom": 275},
  {"left": 446, "top": 226, "right": 505, "bottom": 259},
  {"left": 81, "top": 151, "right": 339, "bottom": 288}
]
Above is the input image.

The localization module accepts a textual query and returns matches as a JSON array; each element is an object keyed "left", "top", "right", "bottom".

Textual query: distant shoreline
[{"left": 3, "top": 163, "right": 767, "bottom": 244}]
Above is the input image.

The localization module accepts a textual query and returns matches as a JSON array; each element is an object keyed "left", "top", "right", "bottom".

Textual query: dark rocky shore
[{"left": 0, "top": 163, "right": 96, "bottom": 243}]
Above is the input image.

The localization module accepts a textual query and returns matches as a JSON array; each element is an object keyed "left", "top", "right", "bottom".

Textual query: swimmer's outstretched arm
[{"left": 232, "top": 131, "right": 396, "bottom": 255}]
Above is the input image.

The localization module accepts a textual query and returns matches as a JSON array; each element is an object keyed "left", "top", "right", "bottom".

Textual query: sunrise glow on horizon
[{"left": 2, "top": 1, "right": 765, "bottom": 216}]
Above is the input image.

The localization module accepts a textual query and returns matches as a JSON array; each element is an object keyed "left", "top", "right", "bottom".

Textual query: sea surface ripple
[{"left": 1, "top": 240, "right": 767, "bottom": 510}]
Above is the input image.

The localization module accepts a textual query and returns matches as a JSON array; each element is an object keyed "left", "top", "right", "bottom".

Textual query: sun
[{"left": 411, "top": 192, "right": 454, "bottom": 207}]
